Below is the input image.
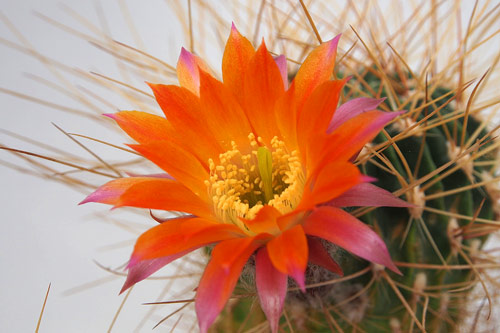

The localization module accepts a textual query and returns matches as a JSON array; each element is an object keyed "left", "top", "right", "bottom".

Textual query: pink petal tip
[
  {"left": 274, "top": 54, "right": 288, "bottom": 90},
  {"left": 256, "top": 248, "right": 287, "bottom": 333},
  {"left": 325, "top": 34, "right": 341, "bottom": 55},
  {"left": 103, "top": 113, "right": 117, "bottom": 120},
  {"left": 79, "top": 191, "right": 108, "bottom": 205},
  {"left": 179, "top": 47, "right": 196, "bottom": 73},
  {"left": 328, "top": 182, "right": 412, "bottom": 208},
  {"left": 328, "top": 97, "right": 388, "bottom": 132},
  {"left": 120, "top": 253, "right": 185, "bottom": 294},
  {"left": 231, "top": 22, "right": 238, "bottom": 33},
  {"left": 292, "top": 268, "right": 306, "bottom": 292}
]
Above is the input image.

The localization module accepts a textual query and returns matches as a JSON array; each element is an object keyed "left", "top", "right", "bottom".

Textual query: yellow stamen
[{"left": 206, "top": 134, "right": 305, "bottom": 228}]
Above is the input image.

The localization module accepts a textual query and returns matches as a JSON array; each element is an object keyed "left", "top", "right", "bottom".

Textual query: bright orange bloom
[{"left": 82, "top": 24, "right": 409, "bottom": 333}]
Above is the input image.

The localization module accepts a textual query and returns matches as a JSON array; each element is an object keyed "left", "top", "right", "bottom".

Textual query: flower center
[{"left": 205, "top": 133, "right": 305, "bottom": 228}]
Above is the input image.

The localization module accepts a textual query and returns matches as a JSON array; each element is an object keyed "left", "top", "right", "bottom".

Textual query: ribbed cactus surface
[{"left": 333, "top": 71, "right": 497, "bottom": 332}]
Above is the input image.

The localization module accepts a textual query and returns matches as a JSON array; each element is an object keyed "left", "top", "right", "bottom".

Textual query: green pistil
[{"left": 257, "top": 146, "right": 274, "bottom": 203}]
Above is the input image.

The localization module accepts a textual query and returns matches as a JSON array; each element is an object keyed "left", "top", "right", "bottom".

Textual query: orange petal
[
  {"left": 242, "top": 41, "right": 285, "bottom": 143},
  {"left": 276, "top": 210, "right": 304, "bottom": 231},
  {"left": 148, "top": 83, "right": 200, "bottom": 125},
  {"left": 106, "top": 111, "right": 172, "bottom": 144},
  {"left": 306, "top": 111, "right": 402, "bottom": 178},
  {"left": 196, "top": 234, "right": 269, "bottom": 333},
  {"left": 242, "top": 205, "right": 281, "bottom": 235},
  {"left": 176, "top": 47, "right": 212, "bottom": 95},
  {"left": 298, "top": 79, "right": 347, "bottom": 136},
  {"left": 300, "top": 160, "right": 361, "bottom": 209},
  {"left": 267, "top": 225, "right": 308, "bottom": 291},
  {"left": 297, "top": 78, "right": 348, "bottom": 161},
  {"left": 147, "top": 83, "right": 223, "bottom": 160},
  {"left": 199, "top": 69, "right": 253, "bottom": 150},
  {"left": 274, "top": 86, "right": 298, "bottom": 150},
  {"left": 107, "top": 108, "right": 218, "bottom": 170},
  {"left": 117, "top": 179, "right": 213, "bottom": 218},
  {"left": 322, "top": 111, "right": 402, "bottom": 166},
  {"left": 130, "top": 217, "right": 245, "bottom": 263},
  {"left": 80, "top": 176, "right": 150, "bottom": 205},
  {"left": 222, "top": 23, "right": 255, "bottom": 99},
  {"left": 129, "top": 140, "right": 209, "bottom": 198},
  {"left": 293, "top": 35, "right": 340, "bottom": 108},
  {"left": 81, "top": 177, "right": 213, "bottom": 218}
]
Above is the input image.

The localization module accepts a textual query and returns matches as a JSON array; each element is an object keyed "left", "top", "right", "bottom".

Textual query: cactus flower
[{"left": 82, "top": 24, "right": 409, "bottom": 333}]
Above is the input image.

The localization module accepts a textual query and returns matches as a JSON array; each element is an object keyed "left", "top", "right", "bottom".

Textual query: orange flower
[{"left": 82, "top": 24, "right": 408, "bottom": 333}]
